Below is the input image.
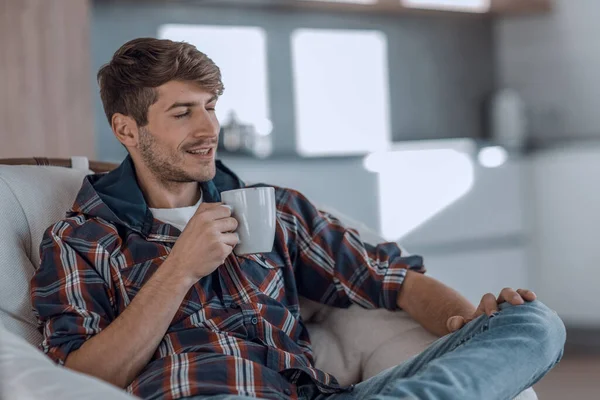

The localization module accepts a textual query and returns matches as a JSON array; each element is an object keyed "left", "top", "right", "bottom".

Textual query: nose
[{"left": 191, "top": 111, "right": 220, "bottom": 139}]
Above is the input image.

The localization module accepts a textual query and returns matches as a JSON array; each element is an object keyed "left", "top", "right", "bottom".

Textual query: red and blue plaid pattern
[{"left": 30, "top": 158, "right": 425, "bottom": 400}]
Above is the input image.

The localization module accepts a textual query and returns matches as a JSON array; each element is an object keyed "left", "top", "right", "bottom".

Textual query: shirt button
[
  {"left": 229, "top": 303, "right": 239, "bottom": 309},
  {"left": 251, "top": 317, "right": 258, "bottom": 325},
  {"left": 284, "top": 389, "right": 292, "bottom": 395}
]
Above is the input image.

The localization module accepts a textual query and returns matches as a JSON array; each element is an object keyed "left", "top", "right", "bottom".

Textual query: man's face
[{"left": 136, "top": 80, "right": 220, "bottom": 183}]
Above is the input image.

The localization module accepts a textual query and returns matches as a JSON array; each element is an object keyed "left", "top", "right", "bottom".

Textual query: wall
[
  {"left": 496, "top": 0, "right": 600, "bottom": 326},
  {"left": 0, "top": 0, "right": 94, "bottom": 158},
  {"left": 529, "top": 144, "right": 600, "bottom": 327},
  {"left": 91, "top": 1, "right": 495, "bottom": 161},
  {"left": 495, "top": 0, "right": 600, "bottom": 143}
]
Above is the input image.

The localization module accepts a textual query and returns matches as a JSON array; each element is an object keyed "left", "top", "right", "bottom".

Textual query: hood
[{"left": 69, "top": 155, "right": 244, "bottom": 236}]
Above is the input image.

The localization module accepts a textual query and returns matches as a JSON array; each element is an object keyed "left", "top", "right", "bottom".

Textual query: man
[{"left": 30, "top": 38, "right": 565, "bottom": 400}]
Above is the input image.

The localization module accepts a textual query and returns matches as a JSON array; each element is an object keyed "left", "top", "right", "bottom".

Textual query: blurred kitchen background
[{"left": 1, "top": 0, "right": 599, "bottom": 397}]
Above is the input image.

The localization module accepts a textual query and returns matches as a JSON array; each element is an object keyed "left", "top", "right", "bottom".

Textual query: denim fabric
[{"left": 188, "top": 300, "right": 565, "bottom": 400}]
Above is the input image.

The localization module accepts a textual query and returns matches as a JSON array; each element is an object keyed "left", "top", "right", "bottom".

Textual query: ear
[{"left": 111, "top": 113, "right": 140, "bottom": 148}]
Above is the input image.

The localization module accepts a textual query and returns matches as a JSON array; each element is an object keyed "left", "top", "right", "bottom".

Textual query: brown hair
[{"left": 97, "top": 37, "right": 224, "bottom": 127}]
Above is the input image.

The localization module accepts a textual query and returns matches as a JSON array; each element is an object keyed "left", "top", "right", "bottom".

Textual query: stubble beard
[{"left": 138, "top": 127, "right": 216, "bottom": 184}]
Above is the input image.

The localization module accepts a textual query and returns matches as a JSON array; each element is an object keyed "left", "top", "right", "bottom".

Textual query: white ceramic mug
[{"left": 220, "top": 187, "right": 276, "bottom": 255}]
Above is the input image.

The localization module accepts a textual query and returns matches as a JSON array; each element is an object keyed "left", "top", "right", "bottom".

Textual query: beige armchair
[{"left": 0, "top": 157, "right": 537, "bottom": 400}]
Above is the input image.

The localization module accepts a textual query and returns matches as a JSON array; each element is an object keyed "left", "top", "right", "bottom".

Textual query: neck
[{"left": 135, "top": 163, "right": 201, "bottom": 209}]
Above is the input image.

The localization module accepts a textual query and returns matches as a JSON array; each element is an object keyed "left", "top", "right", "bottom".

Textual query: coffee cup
[{"left": 220, "top": 187, "right": 276, "bottom": 255}]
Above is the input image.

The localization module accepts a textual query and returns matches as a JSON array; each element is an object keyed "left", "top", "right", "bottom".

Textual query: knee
[{"left": 501, "top": 300, "right": 566, "bottom": 365}]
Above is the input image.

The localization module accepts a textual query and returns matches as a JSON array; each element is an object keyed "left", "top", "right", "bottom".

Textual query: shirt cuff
[
  {"left": 43, "top": 338, "right": 86, "bottom": 366},
  {"left": 380, "top": 255, "right": 425, "bottom": 311}
]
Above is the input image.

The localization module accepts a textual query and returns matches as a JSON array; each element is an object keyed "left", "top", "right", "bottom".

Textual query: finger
[
  {"left": 446, "top": 316, "right": 466, "bottom": 333},
  {"left": 472, "top": 299, "right": 486, "bottom": 320},
  {"left": 215, "top": 217, "right": 239, "bottom": 233},
  {"left": 200, "top": 204, "right": 233, "bottom": 220},
  {"left": 498, "top": 287, "right": 524, "bottom": 305},
  {"left": 222, "top": 232, "right": 240, "bottom": 247},
  {"left": 196, "top": 201, "right": 224, "bottom": 213},
  {"left": 219, "top": 244, "right": 234, "bottom": 265},
  {"left": 482, "top": 293, "right": 498, "bottom": 316},
  {"left": 517, "top": 289, "right": 537, "bottom": 302}
]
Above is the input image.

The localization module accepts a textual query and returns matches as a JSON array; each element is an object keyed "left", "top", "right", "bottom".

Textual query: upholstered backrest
[{"left": 0, "top": 164, "right": 92, "bottom": 344}]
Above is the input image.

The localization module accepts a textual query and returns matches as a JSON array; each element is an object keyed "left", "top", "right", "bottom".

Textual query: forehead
[{"left": 154, "top": 80, "right": 214, "bottom": 106}]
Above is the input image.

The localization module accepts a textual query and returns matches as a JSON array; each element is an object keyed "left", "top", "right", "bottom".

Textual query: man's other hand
[{"left": 446, "top": 288, "right": 537, "bottom": 333}]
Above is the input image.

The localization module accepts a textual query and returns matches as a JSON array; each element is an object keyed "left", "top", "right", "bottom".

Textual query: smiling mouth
[{"left": 186, "top": 148, "right": 215, "bottom": 157}]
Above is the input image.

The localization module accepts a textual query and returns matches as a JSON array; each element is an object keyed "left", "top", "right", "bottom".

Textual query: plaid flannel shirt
[{"left": 30, "top": 156, "right": 425, "bottom": 400}]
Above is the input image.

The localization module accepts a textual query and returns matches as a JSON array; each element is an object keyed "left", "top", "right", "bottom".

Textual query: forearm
[
  {"left": 64, "top": 259, "right": 194, "bottom": 388},
  {"left": 397, "top": 270, "right": 476, "bottom": 337}
]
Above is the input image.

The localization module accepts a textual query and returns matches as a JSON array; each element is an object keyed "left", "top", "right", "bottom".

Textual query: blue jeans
[{"left": 192, "top": 300, "right": 566, "bottom": 400}]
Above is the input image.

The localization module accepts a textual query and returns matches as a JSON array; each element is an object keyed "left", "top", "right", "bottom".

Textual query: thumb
[{"left": 446, "top": 316, "right": 466, "bottom": 333}]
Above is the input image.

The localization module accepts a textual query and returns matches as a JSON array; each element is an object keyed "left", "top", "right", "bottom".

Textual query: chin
[{"left": 190, "top": 165, "right": 216, "bottom": 183}]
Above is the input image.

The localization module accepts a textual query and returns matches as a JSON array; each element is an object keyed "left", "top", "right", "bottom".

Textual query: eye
[
  {"left": 174, "top": 110, "right": 191, "bottom": 119},
  {"left": 206, "top": 105, "right": 216, "bottom": 112}
]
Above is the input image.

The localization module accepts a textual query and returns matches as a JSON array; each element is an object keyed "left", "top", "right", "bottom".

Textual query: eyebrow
[{"left": 165, "top": 95, "right": 218, "bottom": 112}]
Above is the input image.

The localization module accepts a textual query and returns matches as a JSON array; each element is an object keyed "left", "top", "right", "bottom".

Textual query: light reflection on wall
[
  {"left": 364, "top": 139, "right": 475, "bottom": 241},
  {"left": 478, "top": 146, "right": 508, "bottom": 168}
]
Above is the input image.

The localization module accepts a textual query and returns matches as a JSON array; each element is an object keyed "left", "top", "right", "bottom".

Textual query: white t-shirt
[{"left": 149, "top": 191, "right": 203, "bottom": 232}]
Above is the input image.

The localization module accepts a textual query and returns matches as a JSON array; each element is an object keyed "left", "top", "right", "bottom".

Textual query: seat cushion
[{"left": 0, "top": 165, "right": 91, "bottom": 344}]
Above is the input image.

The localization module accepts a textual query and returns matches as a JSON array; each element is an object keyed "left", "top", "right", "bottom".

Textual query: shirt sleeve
[
  {"left": 282, "top": 189, "right": 426, "bottom": 311},
  {"left": 30, "top": 221, "right": 116, "bottom": 365}
]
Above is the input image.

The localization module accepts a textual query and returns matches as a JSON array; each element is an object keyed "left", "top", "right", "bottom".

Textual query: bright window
[
  {"left": 158, "top": 24, "right": 271, "bottom": 134},
  {"left": 291, "top": 29, "right": 391, "bottom": 157}
]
